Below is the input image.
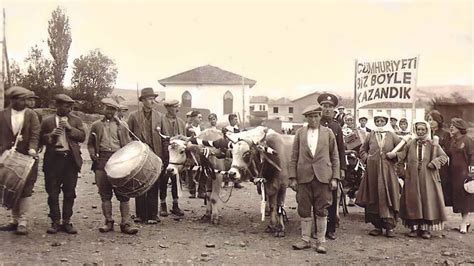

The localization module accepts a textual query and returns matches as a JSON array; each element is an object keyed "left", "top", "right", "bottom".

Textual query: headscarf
[
  {"left": 451, "top": 117, "right": 468, "bottom": 130},
  {"left": 412, "top": 120, "right": 431, "bottom": 141},
  {"left": 373, "top": 111, "right": 392, "bottom": 132}
]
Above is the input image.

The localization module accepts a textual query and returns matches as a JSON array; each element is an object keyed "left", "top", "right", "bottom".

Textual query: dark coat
[
  {"left": 0, "top": 107, "right": 40, "bottom": 155},
  {"left": 321, "top": 117, "right": 347, "bottom": 171},
  {"left": 127, "top": 108, "right": 164, "bottom": 158},
  {"left": 161, "top": 115, "right": 186, "bottom": 137},
  {"left": 40, "top": 114, "right": 86, "bottom": 173}
]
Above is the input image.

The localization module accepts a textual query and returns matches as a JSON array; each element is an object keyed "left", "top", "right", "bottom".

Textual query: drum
[
  {"left": 0, "top": 150, "right": 35, "bottom": 209},
  {"left": 105, "top": 141, "right": 163, "bottom": 198}
]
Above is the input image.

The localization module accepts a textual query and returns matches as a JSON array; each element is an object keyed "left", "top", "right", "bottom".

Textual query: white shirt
[
  {"left": 11, "top": 109, "right": 26, "bottom": 135},
  {"left": 307, "top": 127, "right": 319, "bottom": 156},
  {"left": 225, "top": 125, "right": 240, "bottom": 133},
  {"left": 192, "top": 125, "right": 202, "bottom": 136}
]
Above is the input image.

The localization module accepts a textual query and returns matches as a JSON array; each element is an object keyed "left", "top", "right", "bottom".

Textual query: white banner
[{"left": 355, "top": 56, "right": 418, "bottom": 108}]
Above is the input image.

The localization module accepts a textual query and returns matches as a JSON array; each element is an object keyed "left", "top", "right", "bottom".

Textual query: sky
[{"left": 2, "top": 0, "right": 473, "bottom": 99}]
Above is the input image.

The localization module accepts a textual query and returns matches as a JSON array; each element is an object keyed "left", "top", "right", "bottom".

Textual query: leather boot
[
  {"left": 315, "top": 216, "right": 328, "bottom": 254},
  {"left": 62, "top": 220, "right": 78, "bottom": 234},
  {"left": 15, "top": 197, "right": 30, "bottom": 235},
  {"left": 160, "top": 202, "right": 169, "bottom": 217},
  {"left": 170, "top": 202, "right": 184, "bottom": 217},
  {"left": 46, "top": 221, "right": 61, "bottom": 234},
  {"left": 292, "top": 217, "right": 312, "bottom": 250},
  {"left": 120, "top": 202, "right": 138, "bottom": 235},
  {"left": 99, "top": 201, "right": 114, "bottom": 232}
]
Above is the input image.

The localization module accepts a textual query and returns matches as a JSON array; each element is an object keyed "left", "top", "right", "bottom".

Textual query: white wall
[
  {"left": 160, "top": 84, "right": 251, "bottom": 124},
  {"left": 358, "top": 107, "right": 426, "bottom": 129}
]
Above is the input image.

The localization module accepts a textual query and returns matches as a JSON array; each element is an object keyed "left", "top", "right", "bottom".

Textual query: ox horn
[{"left": 156, "top": 127, "right": 171, "bottom": 140}]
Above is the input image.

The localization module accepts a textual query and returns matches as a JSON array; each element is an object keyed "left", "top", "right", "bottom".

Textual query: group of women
[{"left": 346, "top": 110, "right": 473, "bottom": 238}]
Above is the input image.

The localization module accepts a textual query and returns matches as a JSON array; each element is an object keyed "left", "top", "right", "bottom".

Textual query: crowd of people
[{"left": 0, "top": 86, "right": 472, "bottom": 256}]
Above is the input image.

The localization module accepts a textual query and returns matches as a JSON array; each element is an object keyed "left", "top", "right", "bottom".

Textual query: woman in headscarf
[
  {"left": 356, "top": 111, "right": 401, "bottom": 238},
  {"left": 446, "top": 117, "right": 474, "bottom": 234},
  {"left": 426, "top": 110, "right": 452, "bottom": 205},
  {"left": 388, "top": 120, "right": 448, "bottom": 239}
]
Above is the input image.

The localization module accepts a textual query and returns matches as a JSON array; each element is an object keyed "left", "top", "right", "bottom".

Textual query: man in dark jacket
[
  {"left": 0, "top": 86, "right": 40, "bottom": 235},
  {"left": 159, "top": 99, "right": 186, "bottom": 217},
  {"left": 317, "top": 93, "right": 347, "bottom": 241},
  {"left": 88, "top": 98, "right": 138, "bottom": 234},
  {"left": 41, "top": 94, "right": 85, "bottom": 234}
]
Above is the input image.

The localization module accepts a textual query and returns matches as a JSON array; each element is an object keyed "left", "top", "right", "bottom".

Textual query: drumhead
[{"left": 105, "top": 141, "right": 147, "bottom": 179}]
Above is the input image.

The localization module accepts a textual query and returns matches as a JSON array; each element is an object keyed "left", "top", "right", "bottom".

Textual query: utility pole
[{"left": 1, "top": 8, "right": 7, "bottom": 110}]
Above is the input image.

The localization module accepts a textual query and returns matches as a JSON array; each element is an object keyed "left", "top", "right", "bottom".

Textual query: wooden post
[
  {"left": 353, "top": 59, "right": 358, "bottom": 123},
  {"left": 411, "top": 56, "right": 420, "bottom": 123}
]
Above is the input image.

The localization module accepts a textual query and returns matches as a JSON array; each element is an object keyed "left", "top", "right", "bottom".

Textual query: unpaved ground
[{"left": 1, "top": 155, "right": 474, "bottom": 265}]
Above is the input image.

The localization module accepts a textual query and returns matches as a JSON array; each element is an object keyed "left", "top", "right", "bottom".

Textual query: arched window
[
  {"left": 223, "top": 91, "right": 233, "bottom": 114},
  {"left": 182, "top": 91, "right": 192, "bottom": 108}
]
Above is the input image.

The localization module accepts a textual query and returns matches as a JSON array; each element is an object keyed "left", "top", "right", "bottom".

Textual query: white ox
[
  {"left": 166, "top": 129, "right": 227, "bottom": 224},
  {"left": 227, "top": 126, "right": 293, "bottom": 237}
]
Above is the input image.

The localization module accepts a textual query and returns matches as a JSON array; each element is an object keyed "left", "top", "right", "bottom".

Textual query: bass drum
[
  {"left": 105, "top": 141, "right": 162, "bottom": 198},
  {"left": 0, "top": 150, "right": 35, "bottom": 209}
]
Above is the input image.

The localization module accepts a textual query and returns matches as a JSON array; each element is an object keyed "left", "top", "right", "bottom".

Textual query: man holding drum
[
  {"left": 0, "top": 86, "right": 40, "bottom": 235},
  {"left": 41, "top": 94, "right": 86, "bottom": 234},
  {"left": 87, "top": 98, "right": 138, "bottom": 234},
  {"left": 127, "top": 87, "right": 165, "bottom": 224}
]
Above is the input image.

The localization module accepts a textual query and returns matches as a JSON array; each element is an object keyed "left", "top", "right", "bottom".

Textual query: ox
[
  {"left": 165, "top": 129, "right": 228, "bottom": 224},
  {"left": 227, "top": 126, "right": 293, "bottom": 237}
]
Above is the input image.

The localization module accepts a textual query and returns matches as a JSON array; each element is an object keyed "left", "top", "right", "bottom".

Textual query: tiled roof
[
  {"left": 269, "top": 97, "right": 292, "bottom": 105},
  {"left": 158, "top": 65, "right": 256, "bottom": 88},
  {"left": 250, "top": 96, "right": 269, "bottom": 103}
]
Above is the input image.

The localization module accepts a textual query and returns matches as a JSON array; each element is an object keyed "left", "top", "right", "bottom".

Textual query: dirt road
[{"left": 1, "top": 157, "right": 473, "bottom": 264}]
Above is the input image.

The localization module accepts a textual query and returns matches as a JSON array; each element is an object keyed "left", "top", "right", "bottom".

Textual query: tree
[
  {"left": 13, "top": 46, "right": 56, "bottom": 107},
  {"left": 48, "top": 6, "right": 72, "bottom": 90},
  {"left": 71, "top": 49, "right": 118, "bottom": 113},
  {"left": 7, "top": 60, "right": 23, "bottom": 88}
]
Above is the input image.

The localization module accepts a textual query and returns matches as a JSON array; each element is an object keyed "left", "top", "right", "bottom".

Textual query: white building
[
  {"left": 158, "top": 65, "right": 256, "bottom": 124},
  {"left": 358, "top": 102, "right": 426, "bottom": 129}
]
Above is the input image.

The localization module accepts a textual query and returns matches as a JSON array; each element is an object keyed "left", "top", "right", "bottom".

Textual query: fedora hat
[{"left": 139, "top": 87, "right": 158, "bottom": 101}]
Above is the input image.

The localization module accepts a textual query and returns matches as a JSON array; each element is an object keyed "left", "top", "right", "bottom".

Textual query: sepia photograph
[{"left": 0, "top": 0, "right": 473, "bottom": 264}]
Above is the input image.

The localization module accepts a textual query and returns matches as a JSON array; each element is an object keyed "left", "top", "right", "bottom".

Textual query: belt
[{"left": 54, "top": 151, "right": 71, "bottom": 157}]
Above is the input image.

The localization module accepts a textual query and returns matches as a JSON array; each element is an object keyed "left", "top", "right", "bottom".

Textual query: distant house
[
  {"left": 249, "top": 96, "right": 269, "bottom": 119},
  {"left": 268, "top": 97, "right": 294, "bottom": 122},
  {"left": 292, "top": 92, "right": 354, "bottom": 123},
  {"left": 158, "top": 65, "right": 256, "bottom": 124}
]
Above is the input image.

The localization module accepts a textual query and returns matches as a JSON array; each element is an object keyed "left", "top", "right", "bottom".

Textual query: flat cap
[
  {"left": 451, "top": 117, "right": 468, "bottom": 130},
  {"left": 358, "top": 116, "right": 368, "bottom": 121},
  {"left": 302, "top": 104, "right": 323, "bottom": 116},
  {"left": 101, "top": 98, "right": 120, "bottom": 109},
  {"left": 186, "top": 111, "right": 193, "bottom": 117},
  {"left": 54, "top": 94, "right": 76, "bottom": 104},
  {"left": 25, "top": 91, "right": 39, "bottom": 99},
  {"left": 337, "top": 105, "right": 345, "bottom": 110},
  {"left": 163, "top": 99, "right": 179, "bottom": 107},
  {"left": 6, "top": 86, "right": 32, "bottom": 99},
  {"left": 190, "top": 110, "right": 201, "bottom": 117},
  {"left": 317, "top": 93, "right": 339, "bottom": 107}
]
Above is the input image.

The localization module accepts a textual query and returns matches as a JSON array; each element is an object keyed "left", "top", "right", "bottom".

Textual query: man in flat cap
[
  {"left": 317, "top": 93, "right": 347, "bottom": 241},
  {"left": 0, "top": 86, "right": 40, "bottom": 235},
  {"left": 40, "top": 94, "right": 85, "bottom": 234},
  {"left": 208, "top": 113, "right": 218, "bottom": 130},
  {"left": 289, "top": 105, "right": 340, "bottom": 254},
  {"left": 127, "top": 87, "right": 165, "bottom": 224},
  {"left": 185, "top": 110, "right": 207, "bottom": 198},
  {"left": 159, "top": 99, "right": 186, "bottom": 217},
  {"left": 87, "top": 98, "right": 138, "bottom": 234},
  {"left": 335, "top": 106, "right": 346, "bottom": 127},
  {"left": 24, "top": 91, "right": 42, "bottom": 123},
  {"left": 118, "top": 104, "right": 129, "bottom": 120}
]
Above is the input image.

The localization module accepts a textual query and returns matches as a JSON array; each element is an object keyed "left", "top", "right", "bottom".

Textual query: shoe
[
  {"left": 120, "top": 223, "right": 138, "bottom": 235},
  {"left": 197, "top": 192, "right": 206, "bottom": 199},
  {"left": 407, "top": 229, "right": 418, "bottom": 238},
  {"left": 0, "top": 223, "right": 18, "bottom": 231},
  {"left": 292, "top": 240, "right": 311, "bottom": 250},
  {"left": 99, "top": 221, "right": 114, "bottom": 233},
  {"left": 46, "top": 222, "right": 61, "bottom": 234},
  {"left": 420, "top": 231, "right": 431, "bottom": 239},
  {"left": 133, "top": 217, "right": 144, "bottom": 223},
  {"left": 63, "top": 223, "right": 78, "bottom": 234},
  {"left": 460, "top": 223, "right": 471, "bottom": 234},
  {"left": 315, "top": 244, "right": 327, "bottom": 254},
  {"left": 160, "top": 203, "right": 169, "bottom": 217},
  {"left": 385, "top": 229, "right": 395, "bottom": 238},
  {"left": 348, "top": 198, "right": 356, "bottom": 207},
  {"left": 145, "top": 217, "right": 160, "bottom": 224},
  {"left": 369, "top": 228, "right": 383, "bottom": 236},
  {"left": 15, "top": 224, "right": 28, "bottom": 235},
  {"left": 189, "top": 194, "right": 196, "bottom": 199},
  {"left": 234, "top": 183, "right": 244, "bottom": 189},
  {"left": 170, "top": 203, "right": 185, "bottom": 217},
  {"left": 326, "top": 231, "right": 337, "bottom": 240}
]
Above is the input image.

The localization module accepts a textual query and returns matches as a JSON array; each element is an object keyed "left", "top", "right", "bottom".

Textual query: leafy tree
[
  {"left": 70, "top": 49, "right": 118, "bottom": 113},
  {"left": 12, "top": 46, "right": 56, "bottom": 107},
  {"left": 48, "top": 6, "right": 72, "bottom": 90}
]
